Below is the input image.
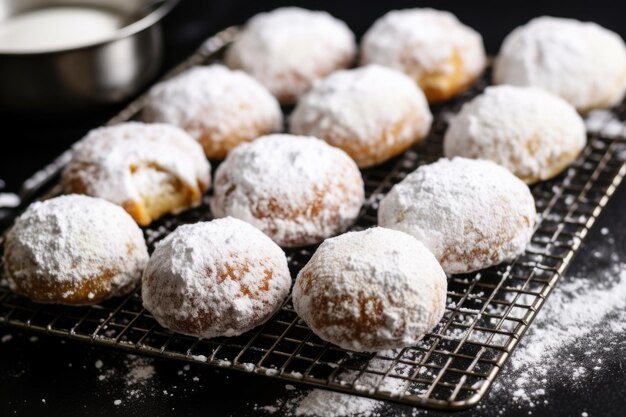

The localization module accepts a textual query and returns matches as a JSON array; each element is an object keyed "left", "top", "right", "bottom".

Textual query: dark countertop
[{"left": 1, "top": 2, "right": 626, "bottom": 416}]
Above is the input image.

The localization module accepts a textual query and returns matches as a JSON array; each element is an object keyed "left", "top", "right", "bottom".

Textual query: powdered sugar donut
[
  {"left": 494, "top": 17, "right": 626, "bottom": 112},
  {"left": 290, "top": 65, "right": 432, "bottom": 168},
  {"left": 293, "top": 227, "right": 447, "bottom": 352},
  {"left": 211, "top": 134, "right": 364, "bottom": 247},
  {"left": 361, "top": 8, "right": 486, "bottom": 103},
  {"left": 3, "top": 195, "right": 148, "bottom": 305},
  {"left": 141, "top": 217, "right": 291, "bottom": 338},
  {"left": 143, "top": 65, "right": 282, "bottom": 159},
  {"left": 62, "top": 122, "right": 210, "bottom": 226},
  {"left": 224, "top": 7, "right": 356, "bottom": 104},
  {"left": 444, "top": 86, "right": 586, "bottom": 184},
  {"left": 379, "top": 158, "right": 536, "bottom": 274}
]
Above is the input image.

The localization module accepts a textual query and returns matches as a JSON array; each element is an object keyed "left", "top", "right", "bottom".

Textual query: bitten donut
[
  {"left": 444, "top": 86, "right": 586, "bottom": 184},
  {"left": 494, "top": 16, "right": 626, "bottom": 112},
  {"left": 292, "top": 227, "right": 447, "bottom": 352},
  {"left": 142, "top": 65, "right": 282, "bottom": 159},
  {"left": 379, "top": 158, "right": 536, "bottom": 274},
  {"left": 141, "top": 217, "right": 291, "bottom": 339},
  {"left": 290, "top": 65, "right": 432, "bottom": 168},
  {"left": 62, "top": 122, "right": 210, "bottom": 226},
  {"left": 3, "top": 195, "right": 149, "bottom": 305},
  {"left": 224, "top": 7, "right": 356, "bottom": 104},
  {"left": 210, "top": 134, "right": 364, "bottom": 247},
  {"left": 361, "top": 8, "right": 486, "bottom": 103}
]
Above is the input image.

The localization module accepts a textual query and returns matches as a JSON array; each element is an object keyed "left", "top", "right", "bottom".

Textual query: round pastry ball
[
  {"left": 211, "top": 134, "right": 364, "bottom": 247},
  {"left": 142, "top": 65, "right": 282, "bottom": 159},
  {"left": 290, "top": 65, "right": 432, "bottom": 168},
  {"left": 141, "top": 217, "right": 291, "bottom": 339},
  {"left": 292, "top": 227, "right": 447, "bottom": 352},
  {"left": 224, "top": 7, "right": 356, "bottom": 104},
  {"left": 361, "top": 8, "right": 486, "bottom": 103},
  {"left": 444, "top": 86, "right": 586, "bottom": 184},
  {"left": 379, "top": 158, "right": 536, "bottom": 274},
  {"left": 494, "top": 16, "right": 626, "bottom": 112},
  {"left": 62, "top": 122, "right": 211, "bottom": 226},
  {"left": 3, "top": 195, "right": 149, "bottom": 305}
]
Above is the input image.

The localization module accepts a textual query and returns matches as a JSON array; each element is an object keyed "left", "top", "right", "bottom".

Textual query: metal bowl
[{"left": 0, "top": 0, "right": 179, "bottom": 116}]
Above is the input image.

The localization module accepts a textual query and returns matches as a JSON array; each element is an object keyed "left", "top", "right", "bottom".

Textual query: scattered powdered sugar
[
  {"left": 142, "top": 217, "right": 292, "bottom": 339},
  {"left": 210, "top": 134, "right": 364, "bottom": 247},
  {"left": 585, "top": 109, "right": 626, "bottom": 139},
  {"left": 444, "top": 85, "right": 586, "bottom": 183},
  {"left": 361, "top": 8, "right": 485, "bottom": 80},
  {"left": 494, "top": 16, "right": 626, "bottom": 111},
  {"left": 142, "top": 64, "right": 283, "bottom": 158},
  {"left": 0, "top": 192, "right": 20, "bottom": 208},
  {"left": 62, "top": 122, "right": 210, "bottom": 211},
  {"left": 3, "top": 195, "right": 148, "bottom": 302},
  {"left": 379, "top": 157, "right": 536, "bottom": 274},
  {"left": 293, "top": 228, "right": 447, "bottom": 352},
  {"left": 487, "top": 232, "right": 626, "bottom": 413},
  {"left": 225, "top": 7, "right": 356, "bottom": 103},
  {"left": 289, "top": 65, "right": 432, "bottom": 168},
  {"left": 96, "top": 355, "right": 157, "bottom": 401}
]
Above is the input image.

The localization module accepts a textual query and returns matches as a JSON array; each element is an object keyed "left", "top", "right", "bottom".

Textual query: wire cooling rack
[{"left": 1, "top": 27, "right": 626, "bottom": 410}]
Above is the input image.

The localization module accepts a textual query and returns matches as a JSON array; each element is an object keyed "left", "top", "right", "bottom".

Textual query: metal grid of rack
[{"left": 1, "top": 27, "right": 626, "bottom": 410}]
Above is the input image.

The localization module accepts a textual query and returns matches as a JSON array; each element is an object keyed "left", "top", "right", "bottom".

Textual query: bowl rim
[{"left": 0, "top": 0, "right": 180, "bottom": 56}]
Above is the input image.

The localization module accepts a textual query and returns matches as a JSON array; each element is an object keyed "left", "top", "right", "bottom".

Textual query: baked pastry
[
  {"left": 292, "top": 227, "right": 447, "bottom": 352},
  {"left": 444, "top": 85, "right": 586, "bottom": 184},
  {"left": 360, "top": 8, "right": 486, "bottom": 103},
  {"left": 290, "top": 65, "right": 432, "bottom": 168},
  {"left": 494, "top": 16, "right": 626, "bottom": 112},
  {"left": 62, "top": 122, "right": 210, "bottom": 226},
  {"left": 224, "top": 7, "right": 356, "bottom": 104},
  {"left": 3, "top": 195, "right": 149, "bottom": 305},
  {"left": 141, "top": 217, "right": 291, "bottom": 338},
  {"left": 379, "top": 158, "right": 536, "bottom": 274},
  {"left": 210, "top": 134, "right": 364, "bottom": 247},
  {"left": 142, "top": 65, "right": 282, "bottom": 159}
]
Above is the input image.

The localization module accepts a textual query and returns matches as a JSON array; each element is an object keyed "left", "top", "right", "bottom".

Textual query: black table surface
[{"left": 1, "top": 2, "right": 626, "bottom": 416}]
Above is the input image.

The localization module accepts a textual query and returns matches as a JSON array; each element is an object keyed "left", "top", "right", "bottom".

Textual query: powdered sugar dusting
[
  {"left": 225, "top": 7, "right": 356, "bottom": 103},
  {"left": 3, "top": 195, "right": 148, "bottom": 303},
  {"left": 444, "top": 85, "right": 586, "bottom": 183},
  {"left": 379, "top": 157, "right": 536, "bottom": 274},
  {"left": 494, "top": 16, "right": 626, "bottom": 111},
  {"left": 142, "top": 217, "right": 291, "bottom": 338},
  {"left": 211, "top": 134, "right": 364, "bottom": 247},
  {"left": 143, "top": 65, "right": 283, "bottom": 158},
  {"left": 290, "top": 65, "right": 432, "bottom": 167},
  {"left": 361, "top": 8, "right": 485, "bottom": 84},
  {"left": 62, "top": 122, "right": 210, "bottom": 211},
  {"left": 293, "top": 228, "right": 447, "bottom": 352}
]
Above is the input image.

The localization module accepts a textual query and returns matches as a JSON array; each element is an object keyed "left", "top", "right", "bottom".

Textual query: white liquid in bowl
[{"left": 0, "top": 6, "right": 125, "bottom": 53}]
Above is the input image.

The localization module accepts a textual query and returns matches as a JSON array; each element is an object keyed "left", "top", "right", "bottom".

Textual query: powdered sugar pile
[
  {"left": 494, "top": 16, "right": 626, "bottom": 111},
  {"left": 142, "top": 217, "right": 291, "bottom": 338},
  {"left": 444, "top": 85, "right": 586, "bottom": 183},
  {"left": 361, "top": 8, "right": 485, "bottom": 79},
  {"left": 379, "top": 157, "right": 536, "bottom": 274},
  {"left": 289, "top": 65, "right": 432, "bottom": 167},
  {"left": 3, "top": 195, "right": 148, "bottom": 302},
  {"left": 211, "top": 134, "right": 364, "bottom": 247},
  {"left": 62, "top": 122, "right": 210, "bottom": 210},
  {"left": 225, "top": 7, "right": 356, "bottom": 103},
  {"left": 142, "top": 65, "right": 282, "bottom": 157}
]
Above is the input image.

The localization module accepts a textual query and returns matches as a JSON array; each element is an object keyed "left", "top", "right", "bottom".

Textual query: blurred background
[{"left": 2, "top": 0, "right": 626, "bottom": 194}]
